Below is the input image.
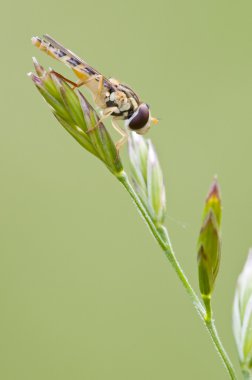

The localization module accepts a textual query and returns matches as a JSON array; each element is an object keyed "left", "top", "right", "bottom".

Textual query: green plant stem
[
  {"left": 117, "top": 171, "right": 237, "bottom": 380},
  {"left": 203, "top": 296, "right": 212, "bottom": 322}
]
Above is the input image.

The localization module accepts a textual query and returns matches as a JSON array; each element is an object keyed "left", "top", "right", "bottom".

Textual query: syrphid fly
[{"left": 32, "top": 34, "right": 158, "bottom": 151}]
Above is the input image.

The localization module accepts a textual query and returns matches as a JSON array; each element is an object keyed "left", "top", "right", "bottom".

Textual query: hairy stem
[
  {"left": 205, "top": 320, "right": 237, "bottom": 379},
  {"left": 117, "top": 171, "right": 237, "bottom": 380}
]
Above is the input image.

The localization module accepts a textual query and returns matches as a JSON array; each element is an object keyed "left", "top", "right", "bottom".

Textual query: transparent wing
[{"left": 34, "top": 34, "right": 115, "bottom": 91}]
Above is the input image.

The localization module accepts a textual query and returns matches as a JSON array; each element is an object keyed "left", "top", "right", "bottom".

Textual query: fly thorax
[
  {"left": 105, "top": 90, "right": 132, "bottom": 116},
  {"left": 114, "top": 91, "right": 128, "bottom": 109}
]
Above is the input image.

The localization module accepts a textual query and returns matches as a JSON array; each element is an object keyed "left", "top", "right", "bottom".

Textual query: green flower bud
[
  {"left": 87, "top": 109, "right": 123, "bottom": 174},
  {"left": 233, "top": 249, "right": 252, "bottom": 377},
  {"left": 128, "top": 132, "right": 166, "bottom": 226},
  {"left": 28, "top": 59, "right": 123, "bottom": 175},
  {"left": 197, "top": 179, "right": 222, "bottom": 306}
]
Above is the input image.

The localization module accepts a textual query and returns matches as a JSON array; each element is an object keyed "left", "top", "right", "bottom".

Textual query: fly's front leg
[
  {"left": 86, "top": 107, "right": 118, "bottom": 133},
  {"left": 96, "top": 107, "right": 118, "bottom": 127},
  {"left": 111, "top": 118, "right": 129, "bottom": 154}
]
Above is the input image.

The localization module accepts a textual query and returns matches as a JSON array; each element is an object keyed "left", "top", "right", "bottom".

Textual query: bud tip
[
  {"left": 206, "top": 177, "right": 221, "bottom": 202},
  {"left": 148, "top": 141, "right": 157, "bottom": 165},
  {"left": 28, "top": 72, "right": 42, "bottom": 85},
  {"left": 32, "top": 56, "right": 38, "bottom": 64}
]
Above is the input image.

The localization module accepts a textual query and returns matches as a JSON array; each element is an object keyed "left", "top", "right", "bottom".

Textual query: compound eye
[{"left": 128, "top": 104, "right": 150, "bottom": 131}]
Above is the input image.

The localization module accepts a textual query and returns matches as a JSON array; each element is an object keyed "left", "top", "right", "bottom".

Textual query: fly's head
[{"left": 126, "top": 103, "right": 158, "bottom": 135}]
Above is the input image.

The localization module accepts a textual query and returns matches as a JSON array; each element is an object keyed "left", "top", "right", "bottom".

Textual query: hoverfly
[{"left": 32, "top": 34, "right": 158, "bottom": 151}]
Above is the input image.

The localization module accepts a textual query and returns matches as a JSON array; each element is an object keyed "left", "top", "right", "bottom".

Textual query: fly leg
[
  {"left": 50, "top": 70, "right": 102, "bottom": 90},
  {"left": 96, "top": 107, "right": 118, "bottom": 127},
  {"left": 72, "top": 74, "right": 103, "bottom": 90},
  {"left": 111, "top": 118, "right": 129, "bottom": 155},
  {"left": 86, "top": 107, "right": 118, "bottom": 133},
  {"left": 50, "top": 70, "right": 77, "bottom": 87},
  {"left": 94, "top": 75, "right": 104, "bottom": 103}
]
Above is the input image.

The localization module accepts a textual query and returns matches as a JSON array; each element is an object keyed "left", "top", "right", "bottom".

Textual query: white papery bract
[
  {"left": 233, "top": 249, "right": 252, "bottom": 373},
  {"left": 128, "top": 132, "right": 166, "bottom": 226}
]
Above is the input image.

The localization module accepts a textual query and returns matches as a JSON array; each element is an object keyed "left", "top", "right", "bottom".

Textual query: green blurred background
[{"left": 1, "top": 0, "right": 251, "bottom": 378}]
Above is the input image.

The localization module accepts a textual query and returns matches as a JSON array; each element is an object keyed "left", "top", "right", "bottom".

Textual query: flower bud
[
  {"left": 197, "top": 179, "right": 222, "bottom": 304},
  {"left": 128, "top": 133, "right": 148, "bottom": 205},
  {"left": 147, "top": 141, "right": 166, "bottom": 224},
  {"left": 128, "top": 132, "right": 166, "bottom": 225},
  {"left": 233, "top": 249, "right": 252, "bottom": 376},
  {"left": 28, "top": 59, "right": 123, "bottom": 175}
]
